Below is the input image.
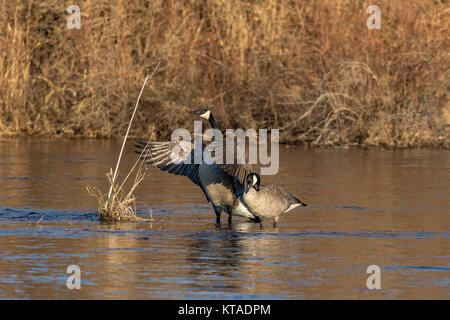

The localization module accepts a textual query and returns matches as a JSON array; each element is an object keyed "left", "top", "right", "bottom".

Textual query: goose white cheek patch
[
  {"left": 200, "top": 110, "right": 211, "bottom": 119},
  {"left": 252, "top": 175, "right": 258, "bottom": 187}
]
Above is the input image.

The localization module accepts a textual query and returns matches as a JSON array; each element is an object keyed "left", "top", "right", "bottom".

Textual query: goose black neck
[{"left": 208, "top": 113, "right": 218, "bottom": 130}]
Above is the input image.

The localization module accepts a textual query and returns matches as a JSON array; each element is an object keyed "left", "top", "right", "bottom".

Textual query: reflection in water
[
  {"left": 96, "top": 222, "right": 152, "bottom": 299},
  {"left": 0, "top": 139, "right": 448, "bottom": 299},
  {"left": 185, "top": 222, "right": 294, "bottom": 298},
  {"left": 187, "top": 229, "right": 244, "bottom": 292}
]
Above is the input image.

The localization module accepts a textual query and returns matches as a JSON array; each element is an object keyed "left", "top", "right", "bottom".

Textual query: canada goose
[
  {"left": 135, "top": 109, "right": 258, "bottom": 224},
  {"left": 241, "top": 173, "right": 307, "bottom": 228},
  {"left": 190, "top": 108, "right": 252, "bottom": 185}
]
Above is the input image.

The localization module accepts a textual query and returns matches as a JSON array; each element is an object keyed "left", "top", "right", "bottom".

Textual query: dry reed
[
  {"left": 86, "top": 70, "right": 158, "bottom": 221},
  {"left": 86, "top": 157, "right": 153, "bottom": 222},
  {"left": 0, "top": 1, "right": 448, "bottom": 148}
]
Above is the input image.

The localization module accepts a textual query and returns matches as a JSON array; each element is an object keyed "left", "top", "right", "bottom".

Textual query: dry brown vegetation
[
  {"left": 0, "top": 0, "right": 448, "bottom": 148},
  {"left": 87, "top": 137, "right": 155, "bottom": 222},
  {"left": 87, "top": 73, "right": 155, "bottom": 222},
  {"left": 87, "top": 167, "right": 151, "bottom": 221}
]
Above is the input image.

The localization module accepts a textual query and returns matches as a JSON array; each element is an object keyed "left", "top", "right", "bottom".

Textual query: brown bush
[{"left": 0, "top": 0, "right": 448, "bottom": 148}]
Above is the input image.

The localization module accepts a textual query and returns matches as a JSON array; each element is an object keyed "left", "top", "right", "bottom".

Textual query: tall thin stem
[{"left": 107, "top": 62, "right": 161, "bottom": 204}]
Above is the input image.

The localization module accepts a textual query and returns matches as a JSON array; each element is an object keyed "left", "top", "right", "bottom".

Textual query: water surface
[{"left": 0, "top": 139, "right": 448, "bottom": 299}]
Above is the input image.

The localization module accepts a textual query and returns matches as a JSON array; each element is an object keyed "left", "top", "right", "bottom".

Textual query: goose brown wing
[
  {"left": 262, "top": 185, "right": 305, "bottom": 209},
  {"left": 135, "top": 140, "right": 210, "bottom": 202},
  {"left": 220, "top": 162, "right": 252, "bottom": 188},
  {"left": 208, "top": 137, "right": 252, "bottom": 186}
]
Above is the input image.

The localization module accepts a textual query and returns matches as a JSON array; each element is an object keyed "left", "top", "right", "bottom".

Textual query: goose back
[{"left": 242, "top": 185, "right": 304, "bottom": 219}]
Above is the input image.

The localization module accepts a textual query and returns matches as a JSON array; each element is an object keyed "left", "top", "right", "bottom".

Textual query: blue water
[{"left": 0, "top": 140, "right": 448, "bottom": 299}]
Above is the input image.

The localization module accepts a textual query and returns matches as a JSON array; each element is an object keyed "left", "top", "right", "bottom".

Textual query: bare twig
[{"left": 107, "top": 62, "right": 161, "bottom": 204}]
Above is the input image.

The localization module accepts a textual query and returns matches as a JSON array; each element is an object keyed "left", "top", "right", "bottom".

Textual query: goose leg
[
  {"left": 273, "top": 217, "right": 279, "bottom": 228},
  {"left": 225, "top": 206, "right": 233, "bottom": 224},
  {"left": 259, "top": 220, "right": 264, "bottom": 229},
  {"left": 213, "top": 205, "right": 221, "bottom": 225}
]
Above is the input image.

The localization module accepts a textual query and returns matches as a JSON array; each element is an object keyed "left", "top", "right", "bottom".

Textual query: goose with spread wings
[{"left": 135, "top": 109, "right": 258, "bottom": 224}]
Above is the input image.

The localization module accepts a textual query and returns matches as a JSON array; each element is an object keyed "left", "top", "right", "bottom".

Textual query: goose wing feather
[
  {"left": 135, "top": 140, "right": 210, "bottom": 202},
  {"left": 207, "top": 138, "right": 252, "bottom": 186}
]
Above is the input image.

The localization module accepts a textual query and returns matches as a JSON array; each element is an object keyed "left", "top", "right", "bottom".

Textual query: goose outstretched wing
[
  {"left": 135, "top": 140, "right": 210, "bottom": 202},
  {"left": 205, "top": 138, "right": 253, "bottom": 186}
]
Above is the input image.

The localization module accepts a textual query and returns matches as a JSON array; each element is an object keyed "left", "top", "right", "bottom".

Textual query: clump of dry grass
[
  {"left": 87, "top": 69, "right": 158, "bottom": 221},
  {"left": 0, "top": 1, "right": 448, "bottom": 148},
  {"left": 87, "top": 156, "right": 153, "bottom": 222}
]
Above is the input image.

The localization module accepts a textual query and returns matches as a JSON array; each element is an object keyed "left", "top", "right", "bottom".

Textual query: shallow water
[{"left": 0, "top": 139, "right": 448, "bottom": 299}]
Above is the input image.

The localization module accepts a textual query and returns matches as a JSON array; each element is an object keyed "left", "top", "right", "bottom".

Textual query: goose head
[
  {"left": 191, "top": 108, "right": 211, "bottom": 120},
  {"left": 245, "top": 173, "right": 260, "bottom": 193}
]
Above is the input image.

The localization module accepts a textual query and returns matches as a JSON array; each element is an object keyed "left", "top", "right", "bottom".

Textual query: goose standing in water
[
  {"left": 241, "top": 173, "right": 307, "bottom": 228},
  {"left": 135, "top": 108, "right": 258, "bottom": 225}
]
